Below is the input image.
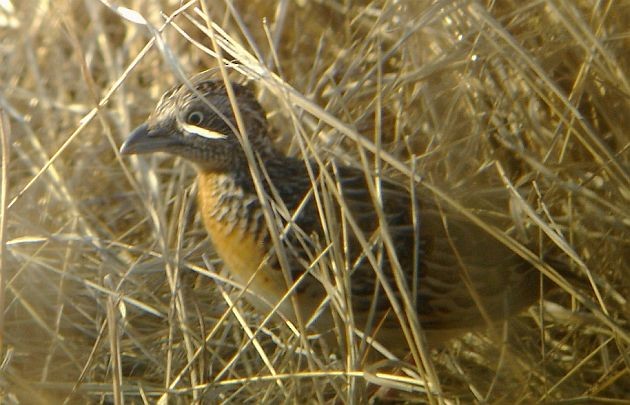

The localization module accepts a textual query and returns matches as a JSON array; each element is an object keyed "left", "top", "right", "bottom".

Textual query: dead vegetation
[{"left": 0, "top": 0, "right": 628, "bottom": 403}]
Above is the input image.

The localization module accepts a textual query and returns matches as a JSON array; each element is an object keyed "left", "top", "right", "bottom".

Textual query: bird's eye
[{"left": 187, "top": 111, "right": 204, "bottom": 125}]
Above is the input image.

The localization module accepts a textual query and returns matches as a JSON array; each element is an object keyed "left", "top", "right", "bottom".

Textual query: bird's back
[{"left": 201, "top": 157, "right": 545, "bottom": 348}]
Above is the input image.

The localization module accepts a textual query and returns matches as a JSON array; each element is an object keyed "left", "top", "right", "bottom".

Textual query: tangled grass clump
[{"left": 0, "top": 0, "right": 628, "bottom": 403}]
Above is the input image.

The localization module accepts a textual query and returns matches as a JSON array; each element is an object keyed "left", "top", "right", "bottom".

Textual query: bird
[{"left": 120, "top": 72, "right": 560, "bottom": 356}]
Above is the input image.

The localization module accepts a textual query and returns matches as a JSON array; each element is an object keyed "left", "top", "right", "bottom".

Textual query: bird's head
[{"left": 120, "top": 73, "right": 276, "bottom": 172}]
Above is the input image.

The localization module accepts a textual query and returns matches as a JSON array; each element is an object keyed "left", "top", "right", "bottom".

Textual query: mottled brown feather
[{"left": 121, "top": 73, "right": 561, "bottom": 352}]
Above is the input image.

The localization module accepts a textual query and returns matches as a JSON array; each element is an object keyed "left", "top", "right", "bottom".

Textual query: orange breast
[{"left": 196, "top": 171, "right": 298, "bottom": 322}]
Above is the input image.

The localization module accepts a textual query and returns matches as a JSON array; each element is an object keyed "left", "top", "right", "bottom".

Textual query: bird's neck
[
  {"left": 195, "top": 154, "right": 310, "bottom": 251},
  {"left": 196, "top": 169, "right": 260, "bottom": 245},
  {"left": 199, "top": 152, "right": 304, "bottom": 194}
]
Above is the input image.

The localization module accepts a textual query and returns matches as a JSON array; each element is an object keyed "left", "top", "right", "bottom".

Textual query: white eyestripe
[{"left": 181, "top": 122, "right": 228, "bottom": 140}]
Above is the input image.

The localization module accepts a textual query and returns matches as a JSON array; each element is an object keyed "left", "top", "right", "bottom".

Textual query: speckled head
[{"left": 120, "top": 72, "right": 277, "bottom": 172}]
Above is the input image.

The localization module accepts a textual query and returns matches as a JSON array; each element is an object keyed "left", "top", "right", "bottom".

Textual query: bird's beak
[{"left": 120, "top": 123, "right": 179, "bottom": 155}]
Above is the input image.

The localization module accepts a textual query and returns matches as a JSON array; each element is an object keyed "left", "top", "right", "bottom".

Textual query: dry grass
[{"left": 1, "top": 0, "right": 629, "bottom": 403}]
